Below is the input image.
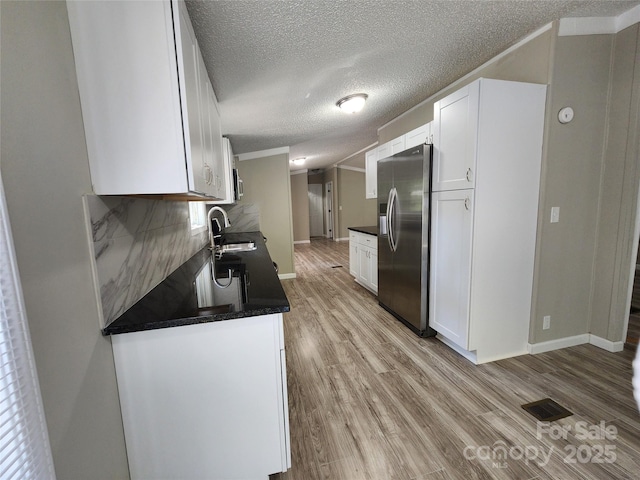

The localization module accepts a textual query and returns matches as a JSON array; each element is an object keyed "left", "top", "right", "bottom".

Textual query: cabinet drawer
[{"left": 361, "top": 234, "right": 376, "bottom": 251}]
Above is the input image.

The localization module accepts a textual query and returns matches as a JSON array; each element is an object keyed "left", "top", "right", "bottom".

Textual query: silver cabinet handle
[
  {"left": 464, "top": 197, "right": 471, "bottom": 210},
  {"left": 466, "top": 167, "right": 473, "bottom": 182}
]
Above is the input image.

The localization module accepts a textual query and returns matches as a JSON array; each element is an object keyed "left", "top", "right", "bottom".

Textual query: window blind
[{"left": 0, "top": 175, "right": 55, "bottom": 479}]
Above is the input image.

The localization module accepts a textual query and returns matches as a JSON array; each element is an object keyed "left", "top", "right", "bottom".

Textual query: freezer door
[{"left": 377, "top": 155, "right": 394, "bottom": 309}]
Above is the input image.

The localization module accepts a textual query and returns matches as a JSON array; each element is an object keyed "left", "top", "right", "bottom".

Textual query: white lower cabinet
[
  {"left": 349, "top": 230, "right": 378, "bottom": 294},
  {"left": 349, "top": 236, "right": 359, "bottom": 276},
  {"left": 429, "top": 190, "right": 473, "bottom": 350},
  {"left": 111, "top": 314, "right": 290, "bottom": 480}
]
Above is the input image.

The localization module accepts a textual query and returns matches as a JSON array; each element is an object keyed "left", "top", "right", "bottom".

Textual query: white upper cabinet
[
  {"left": 365, "top": 149, "right": 377, "bottom": 199},
  {"left": 405, "top": 122, "right": 432, "bottom": 149},
  {"left": 377, "top": 141, "right": 392, "bottom": 161},
  {"left": 389, "top": 136, "right": 406, "bottom": 155},
  {"left": 67, "top": 0, "right": 229, "bottom": 199},
  {"left": 432, "top": 81, "right": 480, "bottom": 192},
  {"left": 211, "top": 137, "right": 235, "bottom": 204},
  {"left": 365, "top": 122, "right": 431, "bottom": 199}
]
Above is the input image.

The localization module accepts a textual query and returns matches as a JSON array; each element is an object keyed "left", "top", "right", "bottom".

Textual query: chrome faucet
[{"left": 208, "top": 206, "right": 231, "bottom": 250}]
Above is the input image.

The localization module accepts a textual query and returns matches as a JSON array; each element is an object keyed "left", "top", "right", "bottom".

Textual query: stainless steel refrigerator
[{"left": 377, "top": 143, "right": 436, "bottom": 336}]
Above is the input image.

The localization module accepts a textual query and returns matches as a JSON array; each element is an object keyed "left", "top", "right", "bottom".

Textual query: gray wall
[
  {"left": 532, "top": 33, "right": 613, "bottom": 343},
  {"left": 1, "top": 1, "right": 129, "bottom": 478},
  {"left": 237, "top": 153, "right": 296, "bottom": 275},
  {"left": 336, "top": 167, "right": 378, "bottom": 240},
  {"left": 293, "top": 161, "right": 378, "bottom": 243},
  {"left": 290, "top": 172, "right": 310, "bottom": 243}
]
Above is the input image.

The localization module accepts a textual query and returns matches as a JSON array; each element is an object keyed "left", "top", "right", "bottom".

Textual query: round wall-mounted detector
[{"left": 558, "top": 107, "right": 574, "bottom": 124}]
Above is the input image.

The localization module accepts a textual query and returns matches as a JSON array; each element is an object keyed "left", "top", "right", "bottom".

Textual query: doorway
[
  {"left": 325, "top": 181, "right": 334, "bottom": 240},
  {"left": 308, "top": 183, "right": 324, "bottom": 237},
  {"left": 626, "top": 239, "right": 640, "bottom": 349}
]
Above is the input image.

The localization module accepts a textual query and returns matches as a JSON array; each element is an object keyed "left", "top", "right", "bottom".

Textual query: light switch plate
[{"left": 551, "top": 207, "right": 560, "bottom": 223}]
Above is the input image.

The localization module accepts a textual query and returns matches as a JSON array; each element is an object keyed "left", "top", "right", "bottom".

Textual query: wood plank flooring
[{"left": 271, "top": 239, "right": 640, "bottom": 480}]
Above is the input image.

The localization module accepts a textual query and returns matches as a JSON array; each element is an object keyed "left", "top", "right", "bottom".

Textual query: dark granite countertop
[
  {"left": 348, "top": 226, "right": 378, "bottom": 236},
  {"left": 103, "top": 231, "right": 290, "bottom": 335}
]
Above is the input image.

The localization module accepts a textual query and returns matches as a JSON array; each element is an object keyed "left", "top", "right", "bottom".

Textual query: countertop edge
[
  {"left": 348, "top": 226, "right": 378, "bottom": 236},
  {"left": 104, "top": 305, "right": 291, "bottom": 335}
]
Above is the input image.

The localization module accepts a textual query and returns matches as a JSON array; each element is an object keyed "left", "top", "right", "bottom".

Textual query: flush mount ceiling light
[
  {"left": 290, "top": 157, "right": 306, "bottom": 166},
  {"left": 336, "top": 93, "right": 368, "bottom": 114}
]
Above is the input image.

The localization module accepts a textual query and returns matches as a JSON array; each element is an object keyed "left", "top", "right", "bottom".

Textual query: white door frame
[
  {"left": 622, "top": 177, "right": 640, "bottom": 343},
  {"left": 325, "top": 181, "right": 334, "bottom": 239}
]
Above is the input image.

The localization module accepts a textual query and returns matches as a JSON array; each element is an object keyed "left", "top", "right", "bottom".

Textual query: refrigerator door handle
[
  {"left": 388, "top": 188, "right": 398, "bottom": 252},
  {"left": 386, "top": 189, "right": 393, "bottom": 251}
]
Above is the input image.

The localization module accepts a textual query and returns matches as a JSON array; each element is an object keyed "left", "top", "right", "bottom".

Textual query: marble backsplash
[
  {"left": 222, "top": 203, "right": 260, "bottom": 233},
  {"left": 84, "top": 196, "right": 262, "bottom": 327},
  {"left": 84, "top": 195, "right": 209, "bottom": 327}
]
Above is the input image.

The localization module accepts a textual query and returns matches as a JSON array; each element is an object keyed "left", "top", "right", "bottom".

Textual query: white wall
[{"left": 1, "top": 2, "right": 129, "bottom": 478}]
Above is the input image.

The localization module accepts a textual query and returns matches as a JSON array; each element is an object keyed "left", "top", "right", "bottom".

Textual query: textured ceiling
[{"left": 185, "top": 0, "right": 639, "bottom": 171}]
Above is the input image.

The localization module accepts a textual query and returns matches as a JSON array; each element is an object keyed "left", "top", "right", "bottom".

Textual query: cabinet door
[
  {"left": 197, "top": 54, "right": 218, "bottom": 197},
  {"left": 405, "top": 123, "right": 430, "bottom": 149},
  {"left": 432, "top": 81, "right": 479, "bottom": 191},
  {"left": 390, "top": 136, "right": 406, "bottom": 155},
  {"left": 365, "top": 149, "right": 377, "bottom": 199},
  {"left": 390, "top": 135, "right": 405, "bottom": 155},
  {"left": 358, "top": 244, "right": 371, "bottom": 286},
  {"left": 377, "top": 142, "right": 392, "bottom": 161},
  {"left": 112, "top": 315, "right": 289, "bottom": 479},
  {"left": 369, "top": 248, "right": 378, "bottom": 294},
  {"left": 349, "top": 234, "right": 359, "bottom": 277},
  {"left": 177, "top": 1, "right": 207, "bottom": 195},
  {"left": 67, "top": 1, "right": 189, "bottom": 195},
  {"left": 429, "top": 189, "right": 474, "bottom": 350},
  {"left": 217, "top": 137, "right": 235, "bottom": 204},
  {"left": 207, "top": 83, "right": 226, "bottom": 199}
]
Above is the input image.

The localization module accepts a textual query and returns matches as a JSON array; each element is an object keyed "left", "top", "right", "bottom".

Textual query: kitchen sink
[{"left": 218, "top": 241, "right": 257, "bottom": 254}]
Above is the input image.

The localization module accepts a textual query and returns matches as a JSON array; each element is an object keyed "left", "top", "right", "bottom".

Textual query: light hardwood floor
[{"left": 272, "top": 239, "right": 640, "bottom": 480}]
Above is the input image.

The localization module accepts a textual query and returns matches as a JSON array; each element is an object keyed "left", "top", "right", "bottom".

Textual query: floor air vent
[
  {"left": 331, "top": 265, "right": 343, "bottom": 269},
  {"left": 521, "top": 398, "right": 573, "bottom": 422}
]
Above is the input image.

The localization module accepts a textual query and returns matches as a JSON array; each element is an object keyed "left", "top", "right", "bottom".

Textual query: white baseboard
[
  {"left": 278, "top": 273, "right": 296, "bottom": 280},
  {"left": 436, "top": 334, "right": 478, "bottom": 364},
  {"left": 528, "top": 333, "right": 624, "bottom": 354},
  {"left": 589, "top": 334, "right": 625, "bottom": 353},
  {"left": 293, "top": 240, "right": 310, "bottom": 245},
  {"left": 527, "top": 334, "right": 590, "bottom": 354},
  {"left": 335, "top": 237, "right": 349, "bottom": 242}
]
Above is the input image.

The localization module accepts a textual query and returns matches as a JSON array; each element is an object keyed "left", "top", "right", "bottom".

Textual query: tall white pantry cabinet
[{"left": 429, "top": 78, "right": 547, "bottom": 364}]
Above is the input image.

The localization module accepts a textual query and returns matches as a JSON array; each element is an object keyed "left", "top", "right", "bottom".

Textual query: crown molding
[
  {"left": 237, "top": 146, "right": 290, "bottom": 161},
  {"left": 559, "top": 5, "right": 640, "bottom": 36}
]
